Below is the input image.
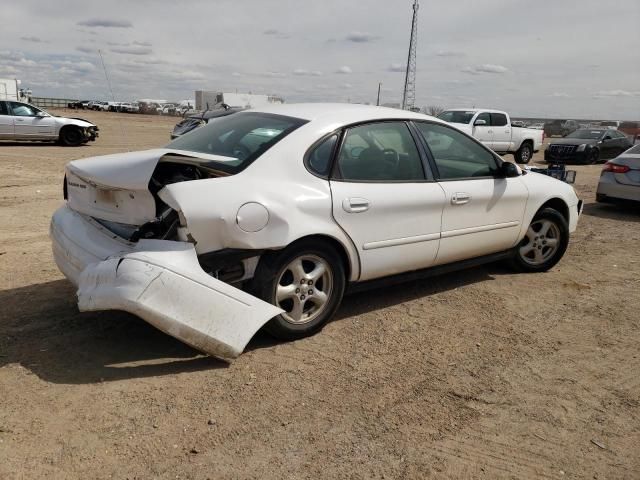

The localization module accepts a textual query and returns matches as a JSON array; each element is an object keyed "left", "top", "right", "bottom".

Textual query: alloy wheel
[
  {"left": 518, "top": 219, "right": 561, "bottom": 266},
  {"left": 274, "top": 254, "right": 334, "bottom": 325}
]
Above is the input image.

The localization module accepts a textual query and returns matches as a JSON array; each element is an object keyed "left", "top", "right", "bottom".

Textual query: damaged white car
[
  {"left": 0, "top": 100, "right": 98, "bottom": 145},
  {"left": 51, "top": 104, "right": 582, "bottom": 359}
]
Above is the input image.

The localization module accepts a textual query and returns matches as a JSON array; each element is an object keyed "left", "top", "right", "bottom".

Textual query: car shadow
[
  {"left": 247, "top": 263, "right": 504, "bottom": 352},
  {"left": 1, "top": 264, "right": 505, "bottom": 384},
  {"left": 582, "top": 201, "right": 640, "bottom": 223},
  {"left": 0, "top": 280, "right": 226, "bottom": 384}
]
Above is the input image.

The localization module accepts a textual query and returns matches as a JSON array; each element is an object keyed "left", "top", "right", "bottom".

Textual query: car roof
[
  {"left": 242, "top": 102, "right": 443, "bottom": 127},
  {"left": 442, "top": 108, "right": 506, "bottom": 114}
]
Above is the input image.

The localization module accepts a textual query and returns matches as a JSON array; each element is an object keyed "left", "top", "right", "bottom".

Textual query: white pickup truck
[{"left": 438, "top": 109, "right": 544, "bottom": 164}]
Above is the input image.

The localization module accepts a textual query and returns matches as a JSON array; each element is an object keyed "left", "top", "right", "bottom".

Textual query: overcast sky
[{"left": 1, "top": 0, "right": 638, "bottom": 119}]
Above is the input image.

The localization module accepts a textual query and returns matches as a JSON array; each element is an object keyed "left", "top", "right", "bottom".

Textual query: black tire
[
  {"left": 587, "top": 149, "right": 599, "bottom": 165},
  {"left": 514, "top": 142, "right": 533, "bottom": 164},
  {"left": 59, "top": 126, "right": 84, "bottom": 146},
  {"left": 509, "top": 208, "right": 569, "bottom": 273},
  {"left": 251, "top": 239, "right": 346, "bottom": 340}
]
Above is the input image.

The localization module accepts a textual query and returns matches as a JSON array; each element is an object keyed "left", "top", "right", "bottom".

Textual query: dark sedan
[
  {"left": 170, "top": 107, "right": 244, "bottom": 139},
  {"left": 545, "top": 129, "right": 632, "bottom": 164}
]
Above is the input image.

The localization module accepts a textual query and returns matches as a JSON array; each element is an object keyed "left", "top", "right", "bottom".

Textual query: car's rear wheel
[
  {"left": 252, "top": 240, "right": 346, "bottom": 340},
  {"left": 514, "top": 142, "right": 533, "bottom": 164},
  {"left": 510, "top": 208, "right": 569, "bottom": 272},
  {"left": 59, "top": 126, "right": 84, "bottom": 146}
]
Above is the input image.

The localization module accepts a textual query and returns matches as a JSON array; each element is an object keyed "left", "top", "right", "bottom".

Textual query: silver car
[{"left": 596, "top": 144, "right": 640, "bottom": 203}]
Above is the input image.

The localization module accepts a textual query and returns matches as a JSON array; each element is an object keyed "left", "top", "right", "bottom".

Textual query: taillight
[{"left": 603, "top": 162, "right": 630, "bottom": 174}]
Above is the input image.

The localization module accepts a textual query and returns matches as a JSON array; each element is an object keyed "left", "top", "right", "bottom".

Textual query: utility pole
[
  {"left": 376, "top": 82, "right": 382, "bottom": 106},
  {"left": 401, "top": 0, "right": 419, "bottom": 111}
]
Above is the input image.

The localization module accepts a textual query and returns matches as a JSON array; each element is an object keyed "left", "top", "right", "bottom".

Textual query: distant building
[{"left": 195, "top": 91, "right": 284, "bottom": 110}]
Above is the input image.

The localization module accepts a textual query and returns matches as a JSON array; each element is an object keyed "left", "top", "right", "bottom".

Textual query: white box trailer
[
  {"left": 195, "top": 90, "right": 284, "bottom": 110},
  {"left": 0, "top": 78, "right": 31, "bottom": 102}
]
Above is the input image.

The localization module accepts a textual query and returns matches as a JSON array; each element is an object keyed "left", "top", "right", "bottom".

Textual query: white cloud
[
  {"left": 336, "top": 66, "right": 352, "bottom": 74},
  {"left": 345, "top": 32, "right": 379, "bottom": 43},
  {"left": 76, "top": 46, "right": 94, "bottom": 54},
  {"left": 462, "top": 64, "right": 508, "bottom": 75},
  {"left": 550, "top": 92, "right": 570, "bottom": 98},
  {"left": 387, "top": 63, "right": 405, "bottom": 72},
  {"left": 110, "top": 46, "right": 153, "bottom": 55},
  {"left": 594, "top": 90, "right": 640, "bottom": 97},
  {"left": 435, "top": 50, "right": 464, "bottom": 57},
  {"left": 20, "top": 36, "right": 46, "bottom": 43},
  {"left": 77, "top": 18, "right": 133, "bottom": 28},
  {"left": 293, "top": 69, "right": 323, "bottom": 76}
]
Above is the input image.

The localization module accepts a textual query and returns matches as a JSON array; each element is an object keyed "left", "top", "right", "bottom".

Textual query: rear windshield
[
  {"left": 437, "top": 110, "right": 475, "bottom": 124},
  {"left": 627, "top": 144, "right": 640, "bottom": 154},
  {"left": 166, "top": 112, "right": 307, "bottom": 172},
  {"left": 566, "top": 129, "right": 605, "bottom": 139}
]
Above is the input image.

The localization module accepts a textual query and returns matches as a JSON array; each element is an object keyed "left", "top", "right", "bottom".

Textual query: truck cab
[{"left": 438, "top": 108, "right": 544, "bottom": 164}]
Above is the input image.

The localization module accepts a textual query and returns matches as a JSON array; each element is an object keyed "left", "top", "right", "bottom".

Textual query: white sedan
[
  {"left": 0, "top": 100, "right": 98, "bottom": 145},
  {"left": 50, "top": 104, "right": 582, "bottom": 359}
]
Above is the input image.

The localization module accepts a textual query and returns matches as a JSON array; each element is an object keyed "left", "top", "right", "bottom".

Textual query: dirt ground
[{"left": 0, "top": 109, "right": 638, "bottom": 480}]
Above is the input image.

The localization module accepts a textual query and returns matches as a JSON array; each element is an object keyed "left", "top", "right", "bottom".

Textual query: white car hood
[{"left": 53, "top": 116, "right": 96, "bottom": 128}]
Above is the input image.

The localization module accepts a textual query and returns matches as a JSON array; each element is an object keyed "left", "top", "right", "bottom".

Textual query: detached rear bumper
[{"left": 50, "top": 205, "right": 282, "bottom": 359}]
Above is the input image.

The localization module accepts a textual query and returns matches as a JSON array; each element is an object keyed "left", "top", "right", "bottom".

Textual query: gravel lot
[{"left": 1, "top": 109, "right": 638, "bottom": 479}]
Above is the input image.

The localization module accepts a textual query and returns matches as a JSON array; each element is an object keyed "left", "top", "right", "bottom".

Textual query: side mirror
[
  {"left": 474, "top": 119, "right": 487, "bottom": 126},
  {"left": 499, "top": 161, "right": 520, "bottom": 178},
  {"left": 603, "top": 135, "right": 612, "bottom": 141},
  {"left": 35, "top": 111, "right": 46, "bottom": 117}
]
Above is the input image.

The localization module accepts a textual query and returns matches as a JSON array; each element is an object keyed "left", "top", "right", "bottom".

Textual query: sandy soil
[{"left": 0, "top": 109, "right": 638, "bottom": 479}]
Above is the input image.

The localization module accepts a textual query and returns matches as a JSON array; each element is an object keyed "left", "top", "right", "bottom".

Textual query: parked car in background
[
  {"left": 67, "top": 100, "right": 91, "bottom": 109},
  {"left": 619, "top": 121, "right": 640, "bottom": 142},
  {"left": 596, "top": 144, "right": 640, "bottom": 203},
  {"left": 51, "top": 103, "right": 581, "bottom": 359},
  {"left": 598, "top": 121, "right": 620, "bottom": 130},
  {"left": 170, "top": 106, "right": 243, "bottom": 139},
  {"left": 160, "top": 103, "right": 177, "bottom": 115},
  {"left": 0, "top": 100, "right": 98, "bottom": 145},
  {"left": 528, "top": 122, "right": 544, "bottom": 130},
  {"left": 544, "top": 119, "right": 579, "bottom": 137},
  {"left": 545, "top": 128, "right": 633, "bottom": 164},
  {"left": 438, "top": 108, "right": 543, "bottom": 163}
]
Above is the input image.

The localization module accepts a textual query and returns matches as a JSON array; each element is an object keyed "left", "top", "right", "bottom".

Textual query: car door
[
  {"left": 490, "top": 112, "right": 511, "bottom": 152},
  {"left": 328, "top": 121, "right": 446, "bottom": 281},
  {"left": 413, "top": 121, "right": 529, "bottom": 265},
  {"left": 0, "top": 101, "right": 14, "bottom": 139},
  {"left": 471, "top": 111, "right": 493, "bottom": 148},
  {"left": 7, "top": 102, "right": 56, "bottom": 138}
]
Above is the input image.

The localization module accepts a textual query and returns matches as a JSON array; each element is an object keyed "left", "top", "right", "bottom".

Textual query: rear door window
[
  {"left": 490, "top": 113, "right": 508, "bottom": 127},
  {"left": 0, "top": 102, "right": 8, "bottom": 116}
]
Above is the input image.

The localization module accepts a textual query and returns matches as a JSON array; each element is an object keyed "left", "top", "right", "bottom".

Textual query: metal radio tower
[{"left": 401, "top": 0, "right": 419, "bottom": 110}]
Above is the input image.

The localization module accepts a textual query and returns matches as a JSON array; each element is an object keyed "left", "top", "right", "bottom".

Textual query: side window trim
[
  {"left": 303, "top": 130, "right": 342, "bottom": 179},
  {"left": 412, "top": 120, "right": 503, "bottom": 182},
  {"left": 330, "top": 120, "right": 428, "bottom": 183}
]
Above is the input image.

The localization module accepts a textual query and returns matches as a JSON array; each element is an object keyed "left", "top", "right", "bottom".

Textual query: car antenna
[{"left": 98, "top": 49, "right": 129, "bottom": 151}]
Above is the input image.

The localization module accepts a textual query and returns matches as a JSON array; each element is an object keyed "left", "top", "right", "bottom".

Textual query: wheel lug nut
[
  {"left": 300, "top": 295, "right": 305, "bottom": 300},
  {"left": 300, "top": 279, "right": 305, "bottom": 284},
  {"left": 295, "top": 288, "right": 300, "bottom": 293},
  {"left": 308, "top": 280, "right": 313, "bottom": 286},
  {"left": 308, "top": 289, "right": 313, "bottom": 295}
]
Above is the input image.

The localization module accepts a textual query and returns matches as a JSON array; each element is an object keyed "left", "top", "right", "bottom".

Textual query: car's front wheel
[
  {"left": 59, "top": 126, "right": 84, "bottom": 146},
  {"left": 252, "top": 240, "right": 346, "bottom": 340},
  {"left": 510, "top": 208, "right": 569, "bottom": 272}
]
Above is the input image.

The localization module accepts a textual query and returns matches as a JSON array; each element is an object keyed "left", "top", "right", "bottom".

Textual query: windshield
[
  {"left": 166, "top": 112, "right": 307, "bottom": 172},
  {"left": 566, "top": 129, "right": 605, "bottom": 139},
  {"left": 437, "top": 110, "right": 476, "bottom": 124}
]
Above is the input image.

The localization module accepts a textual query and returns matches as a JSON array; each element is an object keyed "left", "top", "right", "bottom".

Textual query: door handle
[
  {"left": 487, "top": 130, "right": 493, "bottom": 134},
  {"left": 451, "top": 193, "right": 471, "bottom": 205},
  {"left": 342, "top": 197, "right": 370, "bottom": 213},
  {"left": 16, "top": 118, "right": 25, "bottom": 122}
]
